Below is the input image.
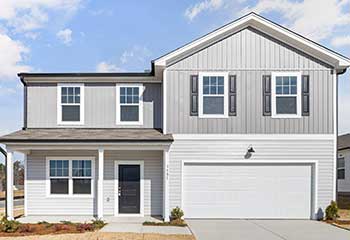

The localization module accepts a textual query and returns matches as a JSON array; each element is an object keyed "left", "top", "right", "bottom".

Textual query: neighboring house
[
  {"left": 337, "top": 134, "right": 350, "bottom": 208},
  {"left": 1, "top": 13, "right": 350, "bottom": 221}
]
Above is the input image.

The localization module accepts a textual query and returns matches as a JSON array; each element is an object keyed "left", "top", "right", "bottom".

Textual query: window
[
  {"left": 49, "top": 160, "right": 69, "bottom": 194},
  {"left": 338, "top": 157, "right": 345, "bottom": 180},
  {"left": 72, "top": 160, "right": 92, "bottom": 194},
  {"left": 272, "top": 72, "right": 301, "bottom": 118},
  {"left": 47, "top": 158, "right": 94, "bottom": 196},
  {"left": 116, "top": 84, "right": 143, "bottom": 125},
  {"left": 58, "top": 84, "right": 84, "bottom": 124},
  {"left": 198, "top": 72, "right": 228, "bottom": 118}
]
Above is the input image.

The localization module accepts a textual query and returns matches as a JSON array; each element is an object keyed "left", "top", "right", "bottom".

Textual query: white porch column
[
  {"left": 97, "top": 148, "right": 104, "bottom": 219},
  {"left": 163, "top": 148, "right": 170, "bottom": 222},
  {"left": 6, "top": 151, "right": 14, "bottom": 220}
]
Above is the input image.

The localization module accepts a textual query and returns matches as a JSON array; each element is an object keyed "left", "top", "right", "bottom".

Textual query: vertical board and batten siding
[
  {"left": 26, "top": 150, "right": 163, "bottom": 216},
  {"left": 168, "top": 137, "right": 334, "bottom": 216},
  {"left": 27, "top": 83, "right": 162, "bottom": 129},
  {"left": 166, "top": 27, "right": 334, "bottom": 134}
]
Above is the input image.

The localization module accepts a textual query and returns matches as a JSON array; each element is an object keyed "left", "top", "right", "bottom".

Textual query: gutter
[{"left": 19, "top": 76, "right": 27, "bottom": 130}]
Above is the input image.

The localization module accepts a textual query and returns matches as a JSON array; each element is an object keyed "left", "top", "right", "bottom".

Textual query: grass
[
  {"left": 339, "top": 209, "right": 350, "bottom": 219},
  {"left": 143, "top": 219, "right": 187, "bottom": 227}
]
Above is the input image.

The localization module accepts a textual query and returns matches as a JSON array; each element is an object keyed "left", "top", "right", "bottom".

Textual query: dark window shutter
[
  {"left": 190, "top": 75, "right": 198, "bottom": 116},
  {"left": 229, "top": 75, "right": 236, "bottom": 116},
  {"left": 302, "top": 75, "right": 310, "bottom": 116},
  {"left": 262, "top": 75, "right": 271, "bottom": 116}
]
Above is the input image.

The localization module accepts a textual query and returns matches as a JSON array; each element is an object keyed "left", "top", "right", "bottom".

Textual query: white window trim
[
  {"left": 337, "top": 157, "right": 345, "bottom": 180},
  {"left": 114, "top": 160, "right": 144, "bottom": 217},
  {"left": 116, "top": 84, "right": 144, "bottom": 125},
  {"left": 198, "top": 72, "right": 229, "bottom": 118},
  {"left": 46, "top": 157, "right": 95, "bottom": 198},
  {"left": 271, "top": 72, "right": 302, "bottom": 118},
  {"left": 57, "top": 83, "right": 85, "bottom": 125}
]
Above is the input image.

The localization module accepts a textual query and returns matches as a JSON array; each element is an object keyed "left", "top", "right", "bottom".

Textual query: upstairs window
[
  {"left": 272, "top": 72, "right": 301, "bottom": 118},
  {"left": 58, "top": 84, "right": 84, "bottom": 124},
  {"left": 116, "top": 84, "right": 143, "bottom": 125},
  {"left": 338, "top": 157, "right": 345, "bottom": 180},
  {"left": 198, "top": 72, "right": 228, "bottom": 118}
]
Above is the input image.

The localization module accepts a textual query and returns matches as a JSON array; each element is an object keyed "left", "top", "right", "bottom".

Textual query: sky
[{"left": 0, "top": 0, "right": 349, "bottom": 162}]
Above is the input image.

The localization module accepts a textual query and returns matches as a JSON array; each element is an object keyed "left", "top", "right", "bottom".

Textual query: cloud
[
  {"left": 0, "top": 85, "right": 16, "bottom": 96},
  {"left": 0, "top": 0, "right": 83, "bottom": 33},
  {"left": 0, "top": 33, "right": 31, "bottom": 79},
  {"left": 96, "top": 62, "right": 124, "bottom": 72},
  {"left": 339, "top": 89, "right": 350, "bottom": 134},
  {"left": 241, "top": 0, "right": 350, "bottom": 41},
  {"left": 56, "top": 28, "right": 72, "bottom": 45},
  {"left": 120, "top": 45, "right": 152, "bottom": 64},
  {"left": 185, "top": 0, "right": 223, "bottom": 21},
  {"left": 331, "top": 35, "right": 350, "bottom": 47}
]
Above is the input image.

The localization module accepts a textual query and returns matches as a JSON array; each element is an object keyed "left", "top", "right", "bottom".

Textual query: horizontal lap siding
[
  {"left": 103, "top": 150, "right": 163, "bottom": 216},
  {"left": 169, "top": 137, "right": 334, "bottom": 215},
  {"left": 27, "top": 150, "right": 98, "bottom": 215},
  {"left": 166, "top": 27, "right": 333, "bottom": 134},
  {"left": 27, "top": 83, "right": 162, "bottom": 128}
]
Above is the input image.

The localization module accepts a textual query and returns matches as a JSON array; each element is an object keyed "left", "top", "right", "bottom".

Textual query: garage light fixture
[{"left": 244, "top": 145, "right": 255, "bottom": 159}]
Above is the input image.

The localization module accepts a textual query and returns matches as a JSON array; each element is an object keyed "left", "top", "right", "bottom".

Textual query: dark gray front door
[{"left": 118, "top": 165, "right": 140, "bottom": 214}]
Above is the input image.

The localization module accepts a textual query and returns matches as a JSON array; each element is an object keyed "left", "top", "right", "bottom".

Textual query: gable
[
  {"left": 168, "top": 27, "right": 331, "bottom": 70},
  {"left": 155, "top": 13, "right": 350, "bottom": 70}
]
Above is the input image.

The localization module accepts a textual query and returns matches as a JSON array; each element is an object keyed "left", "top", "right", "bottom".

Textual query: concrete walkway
[{"left": 187, "top": 219, "right": 350, "bottom": 240}]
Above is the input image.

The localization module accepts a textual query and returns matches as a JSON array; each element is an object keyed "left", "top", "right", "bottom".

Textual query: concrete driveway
[{"left": 187, "top": 220, "right": 350, "bottom": 240}]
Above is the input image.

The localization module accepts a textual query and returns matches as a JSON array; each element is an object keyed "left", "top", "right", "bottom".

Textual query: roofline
[
  {"left": 0, "top": 139, "right": 173, "bottom": 143},
  {"left": 338, "top": 147, "right": 350, "bottom": 151},
  {"left": 153, "top": 12, "right": 350, "bottom": 68},
  {"left": 18, "top": 72, "right": 154, "bottom": 78}
]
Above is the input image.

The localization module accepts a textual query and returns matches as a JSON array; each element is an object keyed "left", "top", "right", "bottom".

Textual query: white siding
[
  {"left": 27, "top": 150, "right": 163, "bottom": 216},
  {"left": 168, "top": 135, "right": 334, "bottom": 217}
]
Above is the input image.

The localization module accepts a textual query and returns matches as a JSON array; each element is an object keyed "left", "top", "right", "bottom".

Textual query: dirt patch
[
  {"left": 0, "top": 232, "right": 195, "bottom": 240},
  {"left": 339, "top": 209, "right": 350, "bottom": 220}
]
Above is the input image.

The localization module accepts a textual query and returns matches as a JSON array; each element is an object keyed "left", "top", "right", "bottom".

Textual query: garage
[{"left": 183, "top": 162, "right": 313, "bottom": 219}]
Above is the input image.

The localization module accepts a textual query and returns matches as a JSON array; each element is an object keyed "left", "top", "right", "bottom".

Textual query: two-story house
[{"left": 1, "top": 13, "right": 350, "bottom": 221}]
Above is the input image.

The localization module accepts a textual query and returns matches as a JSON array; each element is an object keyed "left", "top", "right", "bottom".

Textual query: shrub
[
  {"left": 37, "top": 221, "right": 49, "bottom": 225},
  {"left": 91, "top": 218, "right": 106, "bottom": 229},
  {"left": 18, "top": 224, "right": 36, "bottom": 233},
  {"left": 0, "top": 217, "right": 21, "bottom": 233},
  {"left": 171, "top": 207, "right": 184, "bottom": 220},
  {"left": 76, "top": 223, "right": 95, "bottom": 232},
  {"left": 325, "top": 201, "right": 339, "bottom": 220},
  {"left": 60, "top": 220, "right": 74, "bottom": 225}
]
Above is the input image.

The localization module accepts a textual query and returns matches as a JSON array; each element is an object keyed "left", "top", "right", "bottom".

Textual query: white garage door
[{"left": 183, "top": 163, "right": 313, "bottom": 219}]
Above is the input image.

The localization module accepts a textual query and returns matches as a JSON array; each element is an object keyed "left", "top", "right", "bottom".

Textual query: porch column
[
  {"left": 6, "top": 150, "right": 14, "bottom": 220},
  {"left": 97, "top": 148, "right": 104, "bottom": 219},
  {"left": 163, "top": 148, "right": 170, "bottom": 222}
]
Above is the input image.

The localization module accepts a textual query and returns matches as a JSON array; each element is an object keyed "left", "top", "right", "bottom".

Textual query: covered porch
[{"left": 0, "top": 128, "right": 173, "bottom": 221}]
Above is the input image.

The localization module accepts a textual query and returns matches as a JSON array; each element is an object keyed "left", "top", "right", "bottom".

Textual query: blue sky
[{"left": 0, "top": 0, "right": 350, "bottom": 162}]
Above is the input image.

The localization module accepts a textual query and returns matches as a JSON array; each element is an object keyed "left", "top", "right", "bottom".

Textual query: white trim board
[
  {"left": 181, "top": 159, "right": 318, "bottom": 220},
  {"left": 114, "top": 160, "right": 144, "bottom": 217},
  {"left": 172, "top": 134, "right": 334, "bottom": 140},
  {"left": 154, "top": 13, "right": 350, "bottom": 68}
]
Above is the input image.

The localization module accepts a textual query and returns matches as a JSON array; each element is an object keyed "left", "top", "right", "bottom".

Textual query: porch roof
[{"left": 0, "top": 128, "right": 173, "bottom": 143}]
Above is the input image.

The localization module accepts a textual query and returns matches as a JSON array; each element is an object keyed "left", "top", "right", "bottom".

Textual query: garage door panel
[{"left": 183, "top": 163, "right": 312, "bottom": 219}]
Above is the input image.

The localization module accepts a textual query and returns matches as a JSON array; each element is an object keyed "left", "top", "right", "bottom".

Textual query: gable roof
[
  {"left": 338, "top": 134, "right": 350, "bottom": 151},
  {"left": 154, "top": 12, "right": 350, "bottom": 70}
]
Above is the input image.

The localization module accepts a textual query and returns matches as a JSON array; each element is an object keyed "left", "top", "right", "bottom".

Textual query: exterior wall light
[{"left": 244, "top": 145, "right": 255, "bottom": 159}]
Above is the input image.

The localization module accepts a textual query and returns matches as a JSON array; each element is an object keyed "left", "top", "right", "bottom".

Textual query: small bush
[
  {"left": 91, "top": 218, "right": 106, "bottom": 229},
  {"left": 18, "top": 224, "right": 36, "bottom": 233},
  {"left": 37, "top": 221, "right": 49, "bottom": 225},
  {"left": 0, "top": 217, "right": 21, "bottom": 233},
  {"left": 76, "top": 223, "right": 95, "bottom": 232},
  {"left": 171, "top": 207, "right": 184, "bottom": 220},
  {"left": 325, "top": 201, "right": 339, "bottom": 220}
]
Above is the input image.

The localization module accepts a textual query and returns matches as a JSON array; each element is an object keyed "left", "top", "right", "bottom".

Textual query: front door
[{"left": 118, "top": 165, "right": 140, "bottom": 214}]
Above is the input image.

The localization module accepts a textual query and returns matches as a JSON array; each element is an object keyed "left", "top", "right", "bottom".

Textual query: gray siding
[
  {"left": 169, "top": 136, "right": 334, "bottom": 216},
  {"left": 338, "top": 149, "right": 350, "bottom": 192},
  {"left": 27, "top": 83, "right": 162, "bottom": 129},
  {"left": 166, "top": 27, "right": 334, "bottom": 134},
  {"left": 26, "top": 150, "right": 163, "bottom": 216}
]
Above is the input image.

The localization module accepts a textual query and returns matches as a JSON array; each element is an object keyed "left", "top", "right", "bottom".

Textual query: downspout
[
  {"left": 0, "top": 147, "right": 7, "bottom": 218},
  {"left": 19, "top": 76, "right": 27, "bottom": 130}
]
